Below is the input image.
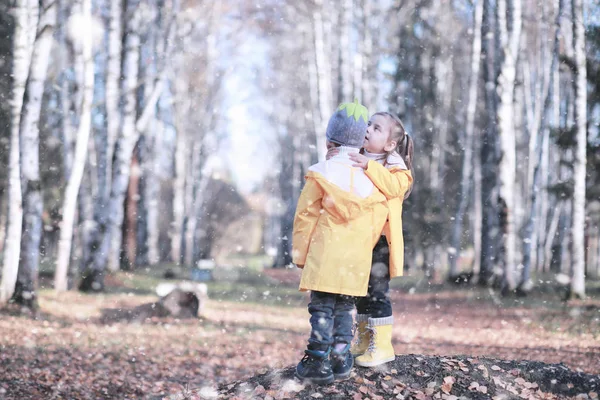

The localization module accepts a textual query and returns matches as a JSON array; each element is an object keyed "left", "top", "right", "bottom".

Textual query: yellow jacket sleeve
[
  {"left": 292, "top": 177, "right": 323, "bottom": 266},
  {"left": 365, "top": 160, "right": 413, "bottom": 199}
]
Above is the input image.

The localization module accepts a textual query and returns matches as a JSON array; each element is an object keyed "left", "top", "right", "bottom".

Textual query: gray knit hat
[{"left": 325, "top": 99, "right": 369, "bottom": 148}]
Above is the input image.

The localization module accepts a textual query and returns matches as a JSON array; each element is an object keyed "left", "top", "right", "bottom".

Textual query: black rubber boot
[
  {"left": 295, "top": 348, "right": 334, "bottom": 385},
  {"left": 331, "top": 343, "right": 354, "bottom": 380}
]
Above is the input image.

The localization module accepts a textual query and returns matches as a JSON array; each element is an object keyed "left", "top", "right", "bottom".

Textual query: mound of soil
[{"left": 201, "top": 354, "right": 599, "bottom": 400}]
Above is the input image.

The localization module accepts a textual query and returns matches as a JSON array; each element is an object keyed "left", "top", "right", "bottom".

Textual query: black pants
[
  {"left": 355, "top": 236, "right": 392, "bottom": 318},
  {"left": 307, "top": 291, "right": 354, "bottom": 351}
]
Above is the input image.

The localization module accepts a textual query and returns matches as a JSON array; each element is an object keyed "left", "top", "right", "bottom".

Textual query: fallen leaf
[
  {"left": 478, "top": 385, "right": 488, "bottom": 394},
  {"left": 590, "top": 392, "right": 598, "bottom": 399},
  {"left": 391, "top": 369, "right": 398, "bottom": 374},
  {"left": 359, "top": 385, "right": 369, "bottom": 394},
  {"left": 310, "top": 393, "right": 323, "bottom": 398},
  {"left": 568, "top": 383, "right": 575, "bottom": 389},
  {"left": 509, "top": 368, "right": 521, "bottom": 376},
  {"left": 515, "top": 377, "right": 526, "bottom": 385},
  {"left": 443, "top": 376, "right": 456, "bottom": 384},
  {"left": 491, "top": 365, "right": 502, "bottom": 371},
  {"left": 414, "top": 391, "right": 427, "bottom": 400},
  {"left": 352, "top": 393, "right": 362, "bottom": 400},
  {"left": 425, "top": 388, "right": 435, "bottom": 395},
  {"left": 469, "top": 381, "right": 480, "bottom": 390},
  {"left": 384, "top": 375, "right": 392, "bottom": 381},
  {"left": 441, "top": 382, "right": 452, "bottom": 394}
]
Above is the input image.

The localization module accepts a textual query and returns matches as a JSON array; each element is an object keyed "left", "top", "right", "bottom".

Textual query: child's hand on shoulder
[
  {"left": 326, "top": 147, "right": 339, "bottom": 160},
  {"left": 349, "top": 153, "right": 369, "bottom": 169}
]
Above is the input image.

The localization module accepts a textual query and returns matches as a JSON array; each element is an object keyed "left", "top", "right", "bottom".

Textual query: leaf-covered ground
[{"left": 0, "top": 269, "right": 599, "bottom": 399}]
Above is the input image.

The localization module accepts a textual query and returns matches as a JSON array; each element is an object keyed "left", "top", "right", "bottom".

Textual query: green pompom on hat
[{"left": 326, "top": 99, "right": 369, "bottom": 148}]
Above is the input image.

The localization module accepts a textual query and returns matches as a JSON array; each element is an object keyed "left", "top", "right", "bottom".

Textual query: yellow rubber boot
[
  {"left": 350, "top": 314, "right": 371, "bottom": 357},
  {"left": 355, "top": 317, "right": 395, "bottom": 367}
]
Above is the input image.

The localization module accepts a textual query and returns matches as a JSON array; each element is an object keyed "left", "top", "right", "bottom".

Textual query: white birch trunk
[
  {"left": 105, "top": 0, "right": 122, "bottom": 200},
  {"left": 480, "top": 0, "right": 500, "bottom": 283},
  {"left": 521, "top": 0, "right": 563, "bottom": 288},
  {"left": 307, "top": 23, "right": 320, "bottom": 146},
  {"left": 312, "top": 0, "right": 332, "bottom": 161},
  {"left": 0, "top": 0, "right": 36, "bottom": 303},
  {"left": 106, "top": 9, "right": 142, "bottom": 273},
  {"left": 15, "top": 0, "right": 56, "bottom": 306},
  {"left": 449, "top": 0, "right": 484, "bottom": 279},
  {"left": 170, "top": 80, "right": 189, "bottom": 265},
  {"left": 361, "top": 0, "right": 374, "bottom": 106},
  {"left": 352, "top": 2, "right": 363, "bottom": 103},
  {"left": 538, "top": 37, "right": 561, "bottom": 272},
  {"left": 55, "top": 0, "right": 95, "bottom": 292},
  {"left": 136, "top": 23, "right": 158, "bottom": 267},
  {"left": 183, "top": 140, "right": 198, "bottom": 267},
  {"left": 496, "top": 0, "right": 522, "bottom": 292},
  {"left": 338, "top": 0, "right": 353, "bottom": 103},
  {"left": 543, "top": 201, "right": 562, "bottom": 272},
  {"left": 570, "top": 0, "right": 587, "bottom": 298},
  {"left": 145, "top": 125, "right": 161, "bottom": 265}
]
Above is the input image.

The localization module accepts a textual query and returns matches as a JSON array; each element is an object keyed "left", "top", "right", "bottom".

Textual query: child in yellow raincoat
[
  {"left": 292, "top": 100, "right": 389, "bottom": 384},
  {"left": 347, "top": 112, "right": 414, "bottom": 367}
]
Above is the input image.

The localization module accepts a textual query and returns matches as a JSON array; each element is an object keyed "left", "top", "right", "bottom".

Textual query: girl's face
[{"left": 363, "top": 114, "right": 397, "bottom": 154}]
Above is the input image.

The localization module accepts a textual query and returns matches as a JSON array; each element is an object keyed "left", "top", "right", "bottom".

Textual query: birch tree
[
  {"left": 479, "top": 0, "right": 499, "bottom": 284},
  {"left": 519, "top": 0, "right": 563, "bottom": 292},
  {"left": 14, "top": 0, "right": 56, "bottom": 307},
  {"left": 0, "top": 0, "right": 37, "bottom": 304},
  {"left": 55, "top": 0, "right": 95, "bottom": 292},
  {"left": 495, "top": 0, "right": 522, "bottom": 292},
  {"left": 448, "top": 0, "right": 484, "bottom": 279},
  {"left": 312, "top": 0, "right": 333, "bottom": 162},
  {"left": 570, "top": 0, "right": 587, "bottom": 299},
  {"left": 80, "top": 0, "right": 173, "bottom": 290}
]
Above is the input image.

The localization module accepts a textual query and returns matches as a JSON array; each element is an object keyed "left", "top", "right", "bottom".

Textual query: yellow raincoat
[
  {"left": 364, "top": 160, "right": 413, "bottom": 278},
  {"left": 292, "top": 168, "right": 388, "bottom": 297}
]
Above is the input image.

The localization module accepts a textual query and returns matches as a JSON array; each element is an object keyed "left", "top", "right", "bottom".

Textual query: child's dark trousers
[
  {"left": 355, "top": 236, "right": 392, "bottom": 318},
  {"left": 307, "top": 291, "right": 354, "bottom": 351}
]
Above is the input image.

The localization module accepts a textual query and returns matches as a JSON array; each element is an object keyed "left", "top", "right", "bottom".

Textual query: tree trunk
[
  {"left": 312, "top": 0, "right": 332, "bottom": 161},
  {"left": 587, "top": 220, "right": 600, "bottom": 280},
  {"left": 183, "top": 139, "right": 198, "bottom": 267},
  {"left": 170, "top": 90, "right": 188, "bottom": 265},
  {"left": 0, "top": 0, "right": 36, "bottom": 304},
  {"left": 360, "top": 0, "right": 374, "bottom": 107},
  {"left": 105, "top": 4, "right": 142, "bottom": 273},
  {"left": 543, "top": 200, "right": 561, "bottom": 272},
  {"left": 496, "top": 0, "right": 522, "bottom": 293},
  {"left": 448, "top": 0, "right": 483, "bottom": 280},
  {"left": 336, "top": 0, "right": 352, "bottom": 104},
  {"left": 479, "top": 0, "right": 499, "bottom": 285},
  {"left": 104, "top": 0, "right": 122, "bottom": 201},
  {"left": 144, "top": 125, "right": 161, "bottom": 266},
  {"left": 570, "top": 0, "right": 587, "bottom": 299},
  {"left": 520, "top": 0, "right": 563, "bottom": 291},
  {"left": 538, "top": 34, "right": 562, "bottom": 272},
  {"left": 55, "top": 0, "right": 95, "bottom": 292},
  {"left": 13, "top": 0, "right": 56, "bottom": 307},
  {"left": 136, "top": 22, "right": 159, "bottom": 268},
  {"left": 80, "top": 1, "right": 166, "bottom": 290},
  {"left": 123, "top": 148, "right": 140, "bottom": 269}
]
